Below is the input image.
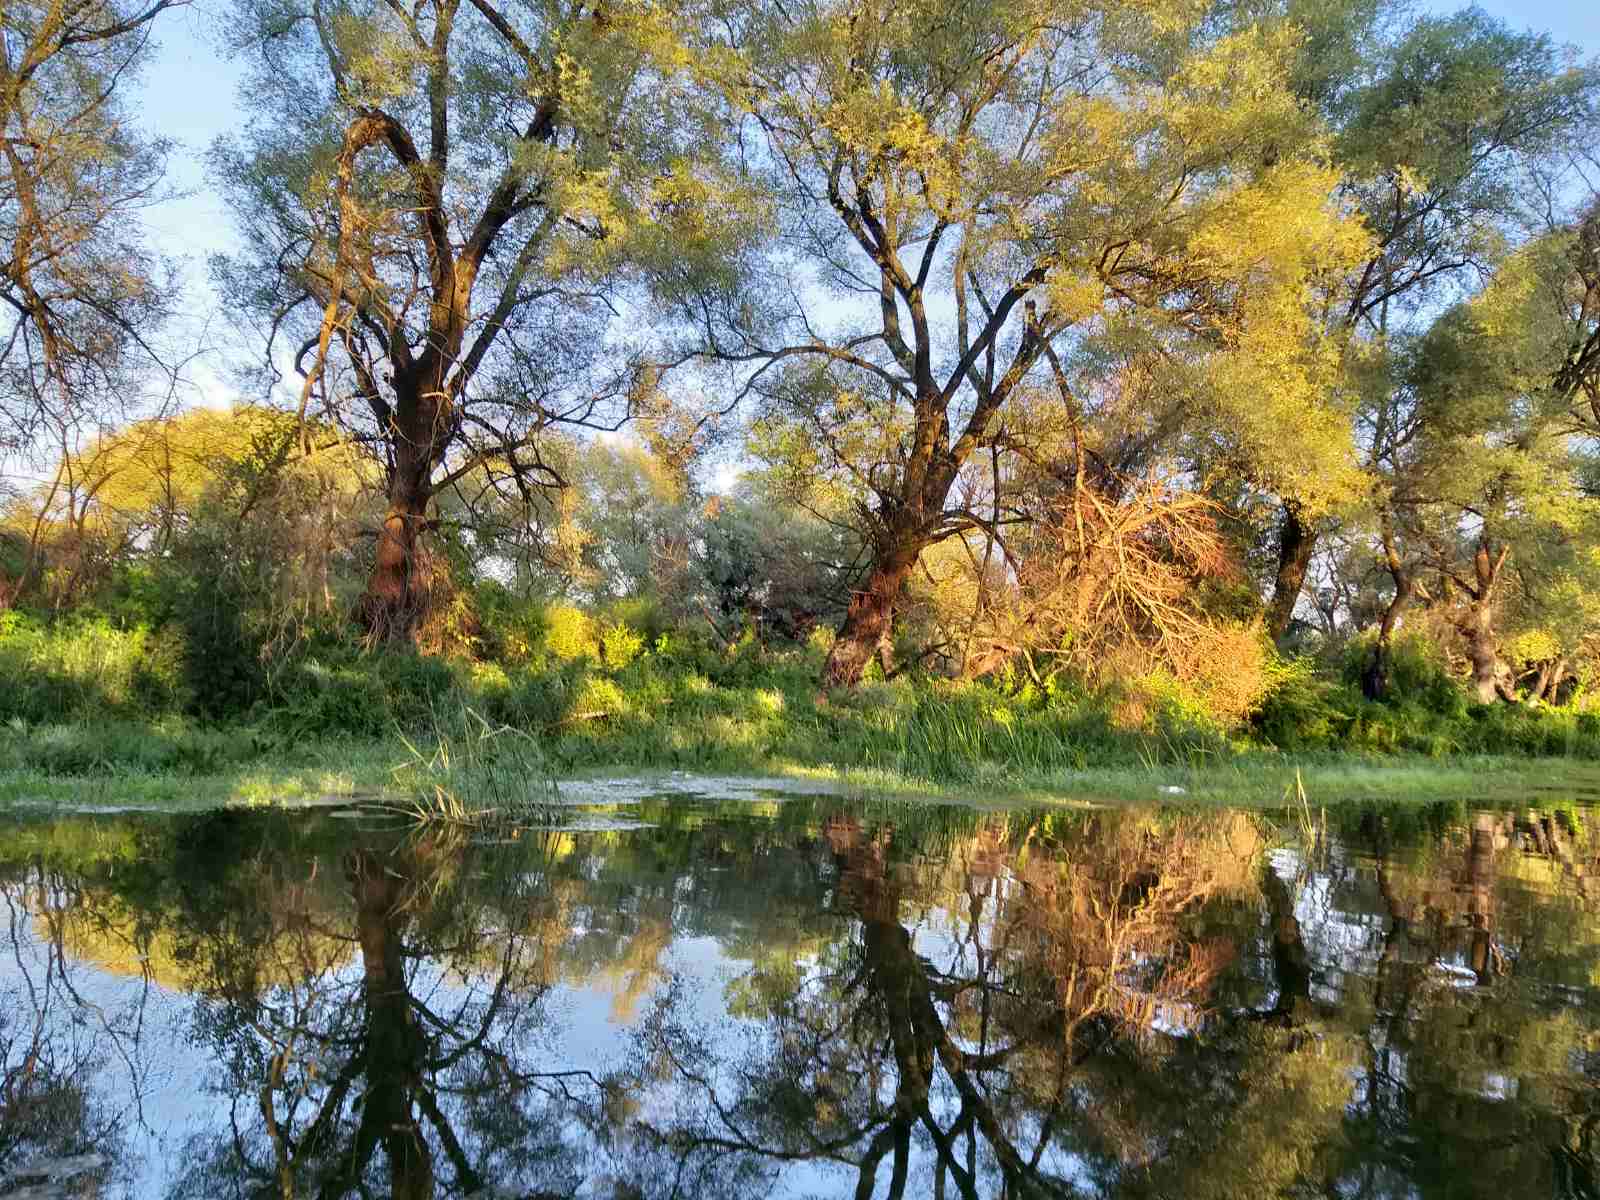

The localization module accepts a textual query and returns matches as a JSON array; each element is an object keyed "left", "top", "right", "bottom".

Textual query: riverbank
[
  {"left": 7, "top": 626, "right": 1600, "bottom": 813},
  {"left": 2, "top": 718, "right": 1596, "bottom": 812}
]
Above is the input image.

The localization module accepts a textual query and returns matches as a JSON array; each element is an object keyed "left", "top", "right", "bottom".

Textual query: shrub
[
  {"left": 543, "top": 604, "right": 597, "bottom": 662},
  {"left": 0, "top": 617, "right": 190, "bottom": 722},
  {"left": 1251, "top": 665, "right": 1354, "bottom": 752},
  {"left": 473, "top": 585, "right": 547, "bottom": 663},
  {"left": 599, "top": 621, "right": 646, "bottom": 671},
  {"left": 570, "top": 675, "right": 627, "bottom": 721},
  {"left": 0, "top": 719, "right": 259, "bottom": 776},
  {"left": 482, "top": 664, "right": 581, "bottom": 729},
  {"left": 260, "top": 645, "right": 461, "bottom": 738},
  {"left": 1341, "top": 630, "right": 1465, "bottom": 716}
]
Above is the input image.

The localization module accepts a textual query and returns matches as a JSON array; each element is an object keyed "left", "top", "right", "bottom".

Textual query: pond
[{"left": 1, "top": 792, "right": 1597, "bottom": 1199}]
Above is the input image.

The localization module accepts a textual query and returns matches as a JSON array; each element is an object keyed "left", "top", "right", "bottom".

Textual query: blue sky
[{"left": 126, "top": 0, "right": 1600, "bottom": 404}]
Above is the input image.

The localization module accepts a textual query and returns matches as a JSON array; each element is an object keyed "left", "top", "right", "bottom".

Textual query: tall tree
[
  {"left": 1369, "top": 218, "right": 1600, "bottom": 703},
  {"left": 0, "top": 0, "right": 181, "bottom": 456},
  {"left": 690, "top": 0, "right": 1370, "bottom": 685},
  {"left": 1261, "top": 7, "right": 1598, "bottom": 639},
  {"left": 214, "top": 0, "right": 753, "bottom": 640}
]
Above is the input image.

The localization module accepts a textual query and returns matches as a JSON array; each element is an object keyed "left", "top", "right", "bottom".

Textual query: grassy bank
[
  {"left": 4, "top": 613, "right": 1600, "bottom": 813},
  {"left": 3, "top": 717, "right": 1598, "bottom": 813}
]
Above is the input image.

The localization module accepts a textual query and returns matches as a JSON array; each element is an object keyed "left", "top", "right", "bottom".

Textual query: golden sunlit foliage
[{"left": 4, "top": 0, "right": 1600, "bottom": 745}]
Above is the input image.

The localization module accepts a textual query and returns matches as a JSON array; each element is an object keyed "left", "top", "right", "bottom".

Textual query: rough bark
[
  {"left": 1462, "top": 605, "right": 1511, "bottom": 704},
  {"left": 1363, "top": 523, "right": 1413, "bottom": 701},
  {"left": 290, "top": 22, "right": 565, "bottom": 645},
  {"left": 1265, "top": 502, "right": 1315, "bottom": 642},
  {"left": 824, "top": 543, "right": 919, "bottom": 688},
  {"left": 358, "top": 373, "right": 449, "bottom": 641},
  {"left": 1453, "top": 540, "right": 1516, "bottom": 705},
  {"left": 361, "top": 478, "right": 435, "bottom": 643}
]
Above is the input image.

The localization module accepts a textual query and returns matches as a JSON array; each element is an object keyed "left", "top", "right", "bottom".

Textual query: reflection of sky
[
  {"left": 0, "top": 904, "right": 207, "bottom": 1198},
  {"left": 1, "top": 893, "right": 857, "bottom": 1197},
  {"left": 4, "top": 806, "right": 1600, "bottom": 1199}
]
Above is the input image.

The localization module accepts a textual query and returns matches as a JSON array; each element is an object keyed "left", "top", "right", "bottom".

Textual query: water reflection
[{"left": 0, "top": 797, "right": 1596, "bottom": 1198}]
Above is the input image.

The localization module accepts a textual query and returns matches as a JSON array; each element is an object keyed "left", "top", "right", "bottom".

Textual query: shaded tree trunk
[
  {"left": 824, "top": 538, "right": 920, "bottom": 688},
  {"left": 360, "top": 473, "right": 436, "bottom": 643},
  {"left": 1259, "top": 866, "right": 1312, "bottom": 1026},
  {"left": 1464, "top": 813, "right": 1501, "bottom": 986},
  {"left": 358, "top": 373, "right": 448, "bottom": 642},
  {"left": 1265, "top": 502, "right": 1315, "bottom": 642},
  {"left": 1530, "top": 656, "right": 1568, "bottom": 704},
  {"left": 348, "top": 851, "right": 437, "bottom": 1200},
  {"left": 1440, "top": 539, "right": 1515, "bottom": 704},
  {"left": 1363, "top": 523, "right": 1413, "bottom": 701},
  {"left": 1462, "top": 604, "right": 1511, "bottom": 705}
]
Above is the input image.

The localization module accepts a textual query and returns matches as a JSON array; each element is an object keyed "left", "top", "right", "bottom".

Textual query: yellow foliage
[
  {"left": 571, "top": 676, "right": 627, "bottom": 721},
  {"left": 4, "top": 406, "right": 376, "bottom": 545},
  {"left": 544, "top": 604, "right": 598, "bottom": 662}
]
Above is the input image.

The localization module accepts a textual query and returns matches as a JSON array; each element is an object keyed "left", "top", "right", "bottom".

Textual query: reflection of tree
[
  {"left": 1316, "top": 806, "right": 1600, "bottom": 1200},
  {"left": 618, "top": 810, "right": 1262, "bottom": 1199},
  {"left": 5, "top": 799, "right": 1600, "bottom": 1199},
  {"left": 0, "top": 865, "right": 150, "bottom": 1197},
  {"left": 166, "top": 828, "right": 588, "bottom": 1200}
]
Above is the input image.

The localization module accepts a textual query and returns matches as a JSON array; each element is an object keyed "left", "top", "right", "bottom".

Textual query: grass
[
  {"left": 5, "top": 618, "right": 1600, "bottom": 815},
  {"left": 2, "top": 713, "right": 1596, "bottom": 814}
]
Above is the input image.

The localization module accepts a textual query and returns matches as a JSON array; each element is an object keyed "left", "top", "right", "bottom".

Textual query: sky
[{"left": 118, "top": 0, "right": 1600, "bottom": 413}]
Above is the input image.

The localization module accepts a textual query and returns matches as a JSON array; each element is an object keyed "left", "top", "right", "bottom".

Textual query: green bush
[
  {"left": 1252, "top": 670, "right": 1354, "bottom": 751},
  {"left": 599, "top": 621, "right": 646, "bottom": 671},
  {"left": 260, "top": 645, "right": 462, "bottom": 738},
  {"left": 1341, "top": 631, "right": 1465, "bottom": 717},
  {"left": 0, "top": 616, "right": 190, "bottom": 722},
  {"left": 472, "top": 583, "right": 547, "bottom": 663},
  {"left": 481, "top": 663, "right": 583, "bottom": 730},
  {"left": 543, "top": 604, "right": 597, "bottom": 662},
  {"left": 0, "top": 719, "right": 261, "bottom": 776}
]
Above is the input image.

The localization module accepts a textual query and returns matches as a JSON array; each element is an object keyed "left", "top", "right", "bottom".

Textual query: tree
[
  {"left": 1261, "top": 7, "right": 1599, "bottom": 640},
  {"left": 1369, "top": 227, "right": 1600, "bottom": 704},
  {"left": 699, "top": 471, "right": 862, "bottom": 642},
  {"left": 688, "top": 0, "right": 1370, "bottom": 685},
  {"left": 0, "top": 0, "right": 181, "bottom": 457},
  {"left": 2, "top": 405, "right": 376, "bottom": 616},
  {"left": 214, "top": 0, "right": 753, "bottom": 641}
]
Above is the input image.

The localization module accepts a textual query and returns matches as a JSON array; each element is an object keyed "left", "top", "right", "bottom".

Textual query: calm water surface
[{"left": 1, "top": 793, "right": 1597, "bottom": 1198}]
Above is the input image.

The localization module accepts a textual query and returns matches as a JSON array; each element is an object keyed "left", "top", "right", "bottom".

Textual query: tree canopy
[{"left": 2, "top": 0, "right": 1600, "bottom": 714}]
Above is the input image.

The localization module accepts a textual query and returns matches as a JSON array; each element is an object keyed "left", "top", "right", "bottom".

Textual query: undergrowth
[{"left": 3, "top": 608, "right": 1599, "bottom": 810}]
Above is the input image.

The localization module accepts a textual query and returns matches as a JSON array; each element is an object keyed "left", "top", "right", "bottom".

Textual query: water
[{"left": 1, "top": 793, "right": 1597, "bottom": 1199}]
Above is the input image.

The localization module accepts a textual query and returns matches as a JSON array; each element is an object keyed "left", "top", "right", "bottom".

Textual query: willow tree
[
  {"left": 1260, "top": 7, "right": 1598, "bottom": 640},
  {"left": 214, "top": 0, "right": 752, "bottom": 640},
  {"left": 0, "top": 1, "right": 180, "bottom": 457},
  {"left": 689, "top": 0, "right": 1369, "bottom": 685},
  {"left": 1365, "top": 217, "right": 1600, "bottom": 704}
]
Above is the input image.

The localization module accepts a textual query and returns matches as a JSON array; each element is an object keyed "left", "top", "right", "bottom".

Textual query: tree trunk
[
  {"left": 1364, "top": 529, "right": 1412, "bottom": 701},
  {"left": 359, "top": 373, "right": 446, "bottom": 643},
  {"left": 1261, "top": 866, "right": 1312, "bottom": 1025},
  {"left": 1457, "top": 539, "right": 1516, "bottom": 704},
  {"left": 348, "top": 850, "right": 437, "bottom": 1200},
  {"left": 1542, "top": 658, "right": 1569, "bottom": 704},
  {"left": 360, "top": 469, "right": 435, "bottom": 643},
  {"left": 824, "top": 542, "right": 920, "bottom": 688},
  {"left": 1363, "top": 591, "right": 1406, "bottom": 701},
  {"left": 1465, "top": 814, "right": 1500, "bottom": 986},
  {"left": 1265, "top": 502, "right": 1315, "bottom": 642},
  {"left": 1463, "top": 605, "right": 1508, "bottom": 704}
]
